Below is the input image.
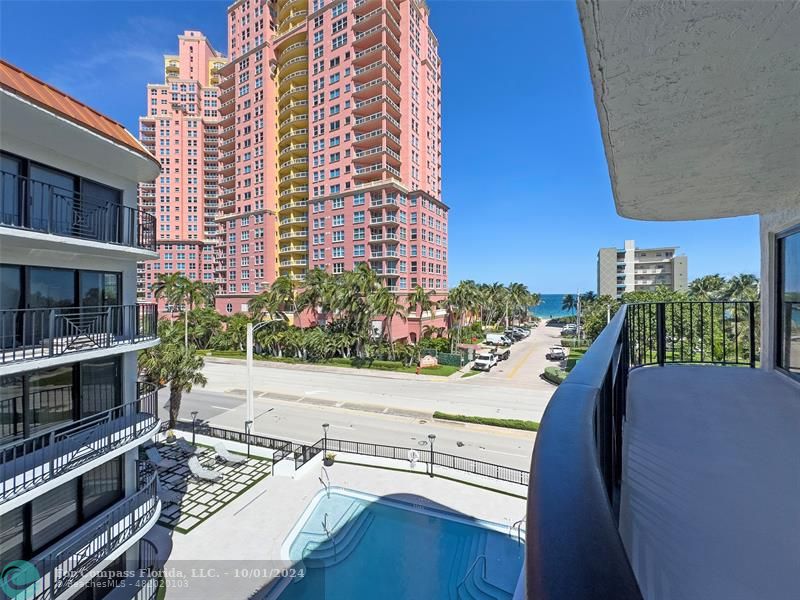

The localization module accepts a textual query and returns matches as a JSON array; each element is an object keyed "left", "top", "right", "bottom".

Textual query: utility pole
[{"left": 576, "top": 292, "right": 582, "bottom": 344}]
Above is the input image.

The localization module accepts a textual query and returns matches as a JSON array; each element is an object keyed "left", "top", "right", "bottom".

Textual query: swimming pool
[{"left": 274, "top": 487, "right": 524, "bottom": 599}]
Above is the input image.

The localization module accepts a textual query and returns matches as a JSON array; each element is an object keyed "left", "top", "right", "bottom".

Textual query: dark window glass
[
  {"left": 82, "top": 457, "right": 123, "bottom": 520},
  {"left": 0, "top": 374, "right": 24, "bottom": 443},
  {"left": 80, "top": 357, "right": 119, "bottom": 417},
  {"left": 79, "top": 271, "right": 103, "bottom": 307},
  {"left": 0, "top": 264, "right": 22, "bottom": 349},
  {"left": 29, "top": 164, "right": 75, "bottom": 236},
  {"left": 28, "top": 366, "right": 74, "bottom": 435},
  {"left": 31, "top": 478, "right": 79, "bottom": 553},
  {"left": 778, "top": 228, "right": 800, "bottom": 378},
  {"left": 28, "top": 267, "right": 75, "bottom": 309},
  {"left": 0, "top": 505, "right": 24, "bottom": 563},
  {"left": 0, "top": 152, "right": 22, "bottom": 226}
]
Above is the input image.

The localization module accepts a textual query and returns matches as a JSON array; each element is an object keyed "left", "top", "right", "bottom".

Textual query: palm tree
[
  {"left": 562, "top": 294, "right": 577, "bottom": 313},
  {"left": 371, "top": 287, "right": 407, "bottom": 359},
  {"left": 152, "top": 273, "right": 193, "bottom": 348},
  {"left": 726, "top": 274, "right": 759, "bottom": 301},
  {"left": 271, "top": 275, "right": 299, "bottom": 314},
  {"left": 297, "top": 268, "right": 332, "bottom": 325},
  {"left": 507, "top": 282, "right": 531, "bottom": 326},
  {"left": 407, "top": 285, "right": 435, "bottom": 319},
  {"left": 689, "top": 274, "right": 727, "bottom": 300},
  {"left": 139, "top": 324, "right": 207, "bottom": 429}
]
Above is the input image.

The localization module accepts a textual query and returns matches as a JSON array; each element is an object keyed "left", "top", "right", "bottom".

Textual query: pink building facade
[
  {"left": 140, "top": 3, "right": 449, "bottom": 339},
  {"left": 137, "top": 32, "right": 227, "bottom": 308},
  {"left": 219, "top": 0, "right": 449, "bottom": 338}
]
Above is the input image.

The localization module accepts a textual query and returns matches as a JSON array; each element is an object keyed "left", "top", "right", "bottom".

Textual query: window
[
  {"left": 332, "top": 215, "right": 345, "bottom": 227},
  {"left": 353, "top": 211, "right": 365, "bottom": 224},
  {"left": 332, "top": 1, "right": 347, "bottom": 17},
  {"left": 777, "top": 225, "right": 800, "bottom": 379}
]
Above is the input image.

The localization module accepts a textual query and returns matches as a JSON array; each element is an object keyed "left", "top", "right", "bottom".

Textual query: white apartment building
[
  {"left": 597, "top": 240, "right": 688, "bottom": 298},
  {"left": 1, "top": 59, "right": 163, "bottom": 600}
]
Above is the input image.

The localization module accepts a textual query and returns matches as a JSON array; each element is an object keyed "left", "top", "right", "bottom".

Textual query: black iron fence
[
  {"left": 166, "top": 421, "right": 528, "bottom": 486},
  {"left": 26, "top": 470, "right": 160, "bottom": 600},
  {"left": 526, "top": 301, "right": 760, "bottom": 599},
  {"left": 627, "top": 301, "right": 758, "bottom": 367},
  {"left": 0, "top": 382, "right": 160, "bottom": 504},
  {"left": 0, "top": 303, "right": 158, "bottom": 364},
  {"left": 0, "top": 170, "right": 156, "bottom": 250}
]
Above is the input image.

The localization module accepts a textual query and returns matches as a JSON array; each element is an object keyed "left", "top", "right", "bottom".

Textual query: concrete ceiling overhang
[{"left": 577, "top": 0, "right": 800, "bottom": 221}]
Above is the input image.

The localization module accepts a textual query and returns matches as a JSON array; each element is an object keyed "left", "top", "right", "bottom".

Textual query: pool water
[{"left": 277, "top": 489, "right": 524, "bottom": 599}]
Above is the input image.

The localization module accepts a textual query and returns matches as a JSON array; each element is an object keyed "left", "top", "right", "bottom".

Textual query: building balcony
[
  {"left": 1, "top": 171, "right": 157, "bottom": 256},
  {"left": 278, "top": 142, "right": 309, "bottom": 159},
  {"left": 280, "top": 54, "right": 308, "bottom": 76},
  {"left": 279, "top": 157, "right": 309, "bottom": 171},
  {"left": 278, "top": 85, "right": 308, "bottom": 106},
  {"left": 279, "top": 259, "right": 308, "bottom": 267},
  {"left": 280, "top": 244, "right": 308, "bottom": 254},
  {"left": 525, "top": 301, "right": 800, "bottom": 600},
  {"left": 277, "top": 38, "right": 306, "bottom": 62},
  {"left": 0, "top": 382, "right": 160, "bottom": 507},
  {"left": 280, "top": 200, "right": 308, "bottom": 211},
  {"left": 279, "top": 99, "right": 309, "bottom": 119},
  {"left": 353, "top": 93, "right": 401, "bottom": 118},
  {"left": 280, "top": 216, "right": 308, "bottom": 226},
  {"left": 353, "top": 127, "right": 401, "bottom": 147},
  {"left": 279, "top": 171, "right": 308, "bottom": 184},
  {"left": 278, "top": 69, "right": 308, "bottom": 93},
  {"left": 278, "top": 114, "right": 308, "bottom": 133},
  {"left": 279, "top": 185, "right": 308, "bottom": 198},
  {"left": 278, "top": 127, "right": 309, "bottom": 144},
  {"left": 279, "top": 229, "right": 308, "bottom": 240},
  {"left": 23, "top": 467, "right": 160, "bottom": 600},
  {"left": 0, "top": 304, "right": 158, "bottom": 374}
]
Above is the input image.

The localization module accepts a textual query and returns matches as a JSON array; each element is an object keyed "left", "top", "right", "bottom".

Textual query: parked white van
[{"left": 486, "top": 333, "right": 512, "bottom": 346}]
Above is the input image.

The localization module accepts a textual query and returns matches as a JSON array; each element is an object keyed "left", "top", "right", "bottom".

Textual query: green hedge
[
  {"left": 433, "top": 411, "right": 539, "bottom": 431},
  {"left": 543, "top": 366, "right": 568, "bottom": 385}
]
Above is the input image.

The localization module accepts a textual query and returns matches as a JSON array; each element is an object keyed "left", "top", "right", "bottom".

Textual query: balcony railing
[
  {"left": 27, "top": 467, "right": 159, "bottom": 600},
  {"left": 526, "top": 301, "right": 760, "bottom": 600},
  {"left": 0, "top": 304, "right": 158, "bottom": 365},
  {"left": 1, "top": 171, "right": 156, "bottom": 251},
  {"left": 0, "top": 382, "right": 159, "bottom": 504}
]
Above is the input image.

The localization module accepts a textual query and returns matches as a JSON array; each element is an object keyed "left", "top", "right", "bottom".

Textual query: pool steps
[{"left": 301, "top": 503, "right": 375, "bottom": 567}]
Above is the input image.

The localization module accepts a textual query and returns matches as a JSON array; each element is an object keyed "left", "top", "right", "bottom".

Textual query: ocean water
[{"left": 530, "top": 294, "right": 574, "bottom": 319}]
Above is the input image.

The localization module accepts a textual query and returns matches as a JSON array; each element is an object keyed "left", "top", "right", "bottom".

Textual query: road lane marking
[
  {"left": 211, "top": 405, "right": 233, "bottom": 410},
  {"left": 507, "top": 345, "right": 537, "bottom": 380},
  {"left": 479, "top": 447, "right": 529, "bottom": 458}
]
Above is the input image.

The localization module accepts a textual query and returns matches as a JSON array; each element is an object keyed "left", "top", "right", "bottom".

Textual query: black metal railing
[
  {"left": 526, "top": 301, "right": 760, "bottom": 599},
  {"left": 627, "top": 301, "right": 758, "bottom": 367},
  {"left": 134, "top": 538, "right": 161, "bottom": 600},
  {"left": 27, "top": 470, "right": 160, "bottom": 600},
  {"left": 0, "top": 304, "right": 158, "bottom": 364},
  {"left": 0, "top": 170, "right": 156, "bottom": 251},
  {"left": 0, "top": 382, "right": 160, "bottom": 503},
  {"left": 166, "top": 420, "right": 528, "bottom": 486}
]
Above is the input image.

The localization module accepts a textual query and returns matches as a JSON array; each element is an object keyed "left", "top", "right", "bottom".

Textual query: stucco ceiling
[{"left": 578, "top": 0, "right": 800, "bottom": 221}]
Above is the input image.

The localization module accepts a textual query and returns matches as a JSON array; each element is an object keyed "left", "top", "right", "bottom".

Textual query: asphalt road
[
  {"left": 161, "top": 387, "right": 535, "bottom": 470},
  {"left": 160, "top": 324, "right": 566, "bottom": 471}
]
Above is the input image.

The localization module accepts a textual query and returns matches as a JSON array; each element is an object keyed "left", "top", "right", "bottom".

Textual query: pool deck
[{"left": 153, "top": 461, "right": 526, "bottom": 600}]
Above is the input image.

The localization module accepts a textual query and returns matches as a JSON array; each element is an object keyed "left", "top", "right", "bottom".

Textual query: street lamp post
[
  {"left": 246, "top": 319, "right": 283, "bottom": 434},
  {"left": 428, "top": 433, "right": 436, "bottom": 478},
  {"left": 245, "top": 420, "right": 253, "bottom": 458},
  {"left": 322, "top": 423, "right": 329, "bottom": 455},
  {"left": 191, "top": 411, "right": 199, "bottom": 445}
]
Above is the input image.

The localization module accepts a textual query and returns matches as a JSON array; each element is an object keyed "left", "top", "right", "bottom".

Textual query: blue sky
[{"left": 0, "top": 0, "right": 760, "bottom": 293}]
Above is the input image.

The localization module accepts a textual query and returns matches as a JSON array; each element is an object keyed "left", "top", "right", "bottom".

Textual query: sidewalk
[{"left": 205, "top": 355, "right": 455, "bottom": 382}]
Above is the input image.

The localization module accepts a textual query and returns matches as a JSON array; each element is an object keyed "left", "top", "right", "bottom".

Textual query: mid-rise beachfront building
[
  {"left": 137, "top": 32, "right": 228, "bottom": 305},
  {"left": 215, "top": 0, "right": 449, "bottom": 328},
  {"left": 597, "top": 239, "right": 688, "bottom": 298},
  {"left": 0, "top": 60, "right": 163, "bottom": 599}
]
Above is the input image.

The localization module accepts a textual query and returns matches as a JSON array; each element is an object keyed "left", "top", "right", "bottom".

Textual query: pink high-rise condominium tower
[{"left": 137, "top": 31, "right": 228, "bottom": 306}]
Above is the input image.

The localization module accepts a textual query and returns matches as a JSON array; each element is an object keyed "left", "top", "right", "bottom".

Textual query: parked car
[
  {"left": 486, "top": 333, "right": 512, "bottom": 346},
  {"left": 546, "top": 346, "right": 567, "bottom": 360},
  {"left": 495, "top": 347, "right": 511, "bottom": 361},
  {"left": 505, "top": 329, "right": 524, "bottom": 341},
  {"left": 512, "top": 326, "right": 530, "bottom": 338},
  {"left": 473, "top": 351, "right": 499, "bottom": 371}
]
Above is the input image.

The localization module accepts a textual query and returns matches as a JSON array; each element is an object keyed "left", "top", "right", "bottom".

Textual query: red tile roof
[{"left": 0, "top": 59, "right": 158, "bottom": 166}]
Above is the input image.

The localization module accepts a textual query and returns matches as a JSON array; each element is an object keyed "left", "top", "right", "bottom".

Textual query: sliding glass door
[{"left": 777, "top": 226, "right": 800, "bottom": 379}]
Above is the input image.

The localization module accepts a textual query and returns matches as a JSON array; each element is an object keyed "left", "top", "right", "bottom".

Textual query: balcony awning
[{"left": 578, "top": 0, "right": 800, "bottom": 221}]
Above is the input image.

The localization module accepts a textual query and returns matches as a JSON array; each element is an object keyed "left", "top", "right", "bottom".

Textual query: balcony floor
[{"left": 620, "top": 365, "right": 800, "bottom": 600}]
